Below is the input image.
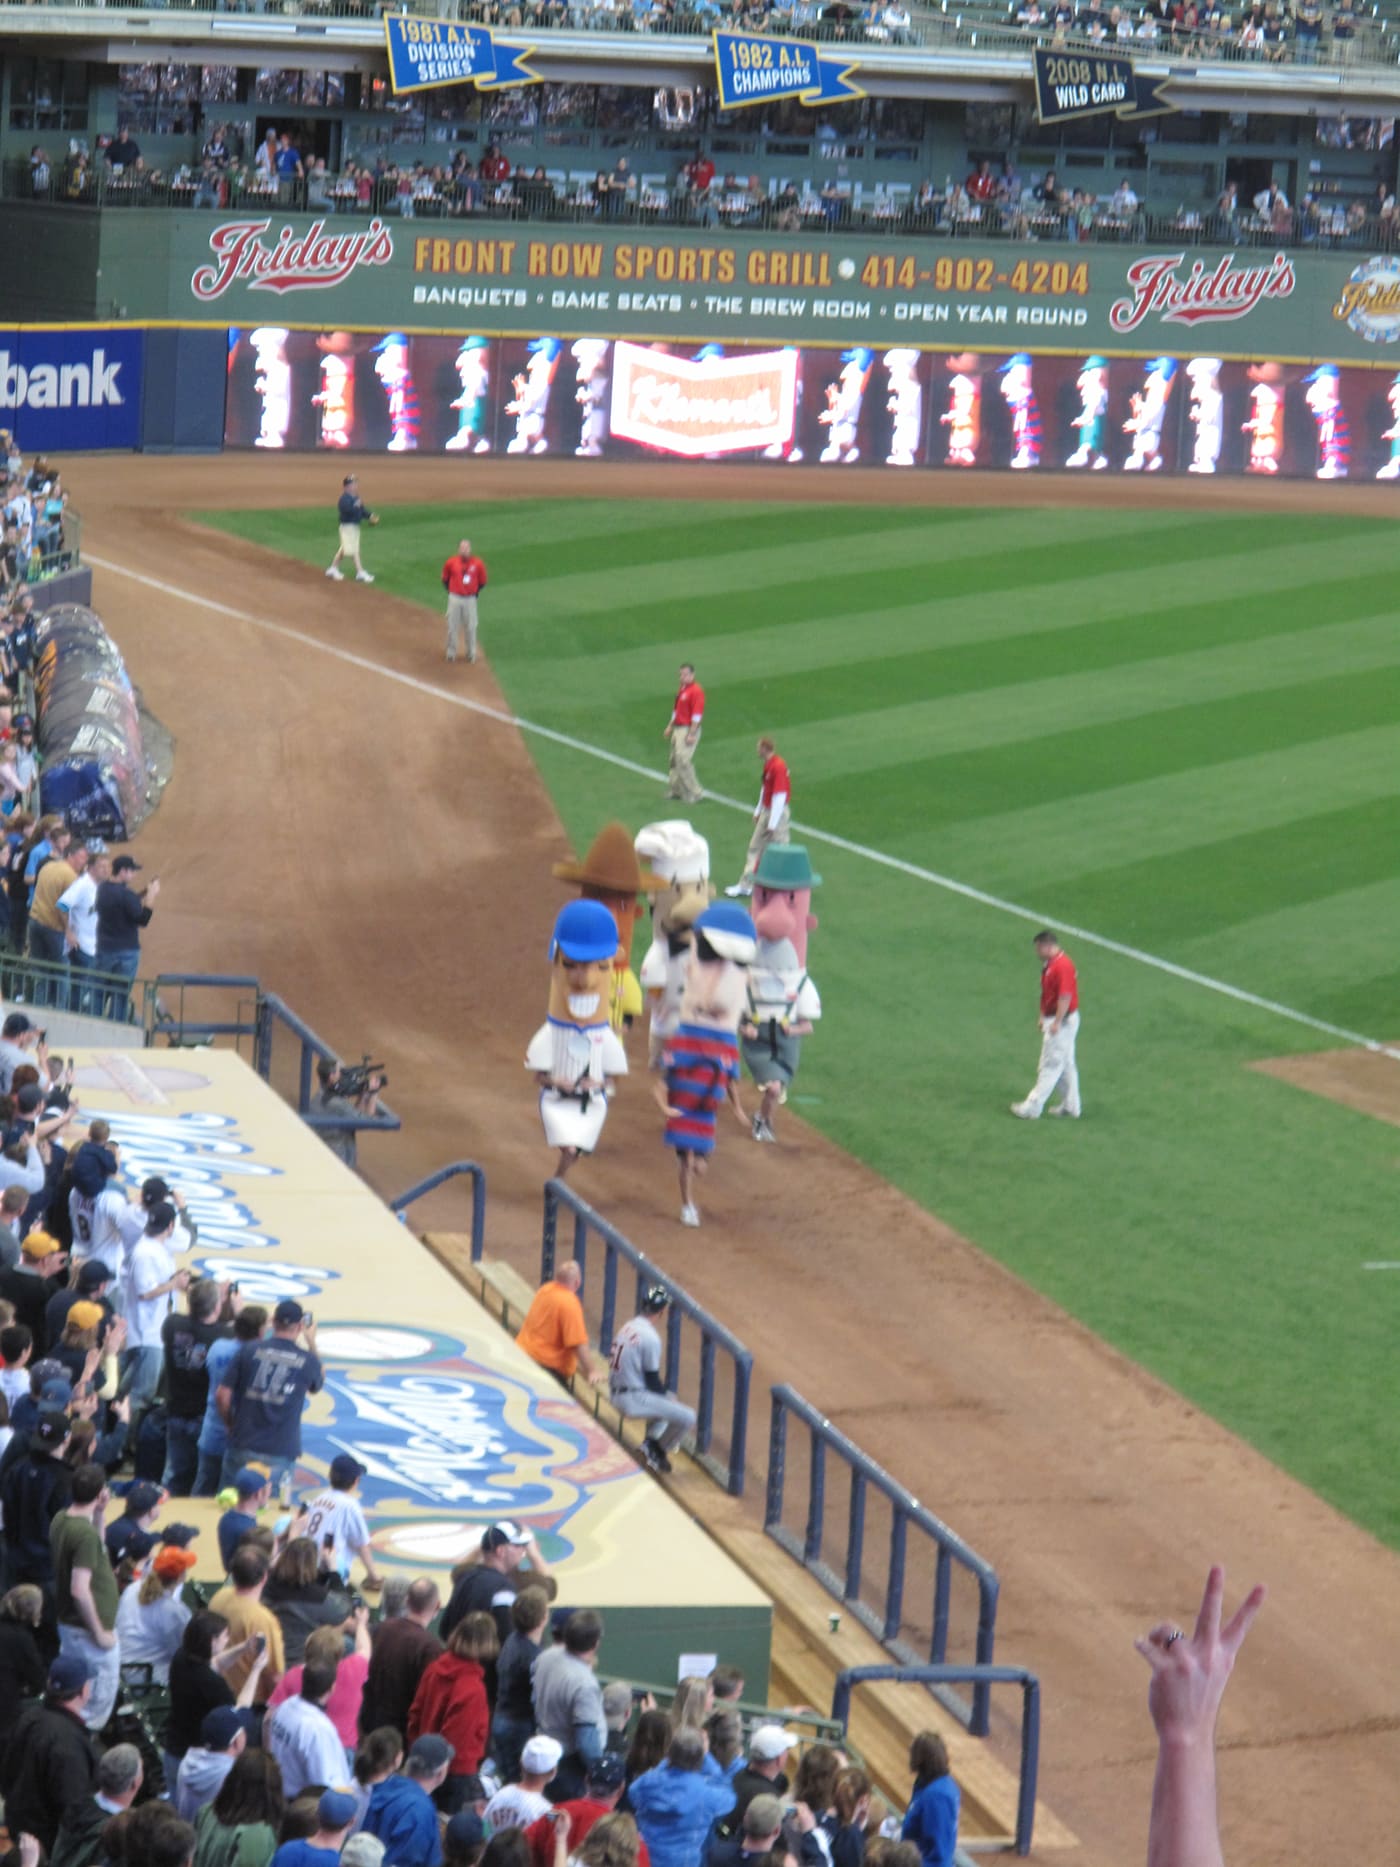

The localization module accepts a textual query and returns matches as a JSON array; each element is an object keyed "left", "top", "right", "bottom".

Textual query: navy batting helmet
[{"left": 641, "top": 1284, "right": 671, "bottom": 1314}]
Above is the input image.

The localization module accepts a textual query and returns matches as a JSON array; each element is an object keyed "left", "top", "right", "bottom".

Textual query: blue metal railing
[
  {"left": 390, "top": 1161, "right": 488, "bottom": 1264},
  {"left": 541, "top": 1178, "right": 752, "bottom": 1497},
  {"left": 831, "top": 1664, "right": 1039, "bottom": 1856},
  {"left": 150, "top": 973, "right": 401, "bottom": 1146},
  {"left": 767, "top": 1385, "right": 999, "bottom": 1735}
]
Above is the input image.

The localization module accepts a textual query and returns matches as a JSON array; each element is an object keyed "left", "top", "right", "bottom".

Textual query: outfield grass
[{"left": 200, "top": 495, "right": 1400, "bottom": 1546}]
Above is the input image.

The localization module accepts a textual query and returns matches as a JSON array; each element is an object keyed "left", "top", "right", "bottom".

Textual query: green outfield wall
[{"left": 37, "top": 206, "right": 1400, "bottom": 363}]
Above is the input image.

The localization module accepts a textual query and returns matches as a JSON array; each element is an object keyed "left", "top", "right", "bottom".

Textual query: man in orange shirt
[
  {"left": 663, "top": 663, "right": 705, "bottom": 803},
  {"left": 515, "top": 1261, "right": 607, "bottom": 1388},
  {"left": 1011, "top": 929, "right": 1081, "bottom": 1120}
]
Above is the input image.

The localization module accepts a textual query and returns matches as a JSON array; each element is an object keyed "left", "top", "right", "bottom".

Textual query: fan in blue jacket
[
  {"left": 630, "top": 1729, "right": 738, "bottom": 1867},
  {"left": 901, "top": 1733, "right": 959, "bottom": 1867}
]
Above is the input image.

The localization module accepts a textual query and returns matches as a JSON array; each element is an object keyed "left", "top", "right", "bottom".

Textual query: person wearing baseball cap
[
  {"left": 280, "top": 1789, "right": 360, "bottom": 1864},
  {"left": 440, "top": 1518, "right": 557, "bottom": 1647},
  {"left": 299, "top": 1451, "right": 383, "bottom": 1593},
  {"left": 114, "top": 1540, "right": 198, "bottom": 1687},
  {"left": 608, "top": 1285, "right": 695, "bottom": 1477},
  {"left": 173, "top": 1704, "right": 247, "bottom": 1825},
  {"left": 523, "top": 1749, "right": 646, "bottom": 1867},
  {"left": 0, "top": 1650, "right": 99, "bottom": 1853},
  {"left": 706, "top": 1794, "right": 787, "bottom": 1867},
  {"left": 362, "top": 1733, "right": 455, "bottom": 1862},
  {"left": 445, "top": 1807, "right": 487, "bottom": 1867},
  {"left": 215, "top": 1297, "right": 321, "bottom": 1495},
  {"left": 217, "top": 1464, "right": 273, "bottom": 1570},
  {"left": 45, "top": 1254, "right": 116, "bottom": 1353},
  {"left": 483, "top": 1734, "right": 561, "bottom": 1832},
  {"left": 95, "top": 851, "right": 160, "bottom": 1018},
  {"left": 730, "top": 1726, "right": 799, "bottom": 1822},
  {"left": 104, "top": 1477, "right": 166, "bottom": 1564},
  {"left": 0, "top": 1227, "right": 67, "bottom": 1348}
]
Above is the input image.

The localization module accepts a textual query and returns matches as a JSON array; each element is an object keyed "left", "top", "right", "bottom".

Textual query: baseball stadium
[{"left": 0, "top": 0, "right": 1396, "bottom": 1863}]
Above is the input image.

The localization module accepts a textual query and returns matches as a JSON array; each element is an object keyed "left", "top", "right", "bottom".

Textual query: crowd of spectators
[
  {"left": 0, "top": 1189, "right": 967, "bottom": 1867},
  {"left": 26, "top": 118, "right": 1398, "bottom": 251}
]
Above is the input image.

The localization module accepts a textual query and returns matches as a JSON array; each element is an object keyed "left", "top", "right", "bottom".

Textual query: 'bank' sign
[{"left": 0, "top": 327, "right": 144, "bottom": 450}]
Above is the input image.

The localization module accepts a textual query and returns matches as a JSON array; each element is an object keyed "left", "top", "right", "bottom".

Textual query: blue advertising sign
[
  {"left": 712, "top": 30, "right": 862, "bottom": 111},
  {"left": 383, "top": 17, "right": 538, "bottom": 95},
  {"left": 1031, "top": 47, "right": 1176, "bottom": 125},
  {"left": 0, "top": 326, "right": 144, "bottom": 450}
]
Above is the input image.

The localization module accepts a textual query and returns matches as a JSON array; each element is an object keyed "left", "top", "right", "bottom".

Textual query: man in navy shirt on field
[
  {"left": 216, "top": 1299, "right": 323, "bottom": 1495},
  {"left": 326, "top": 474, "right": 377, "bottom": 584}
]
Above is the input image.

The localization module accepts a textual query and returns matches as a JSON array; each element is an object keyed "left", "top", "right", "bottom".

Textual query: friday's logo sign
[
  {"left": 191, "top": 219, "right": 396, "bottom": 301},
  {"left": 1109, "top": 251, "right": 1296, "bottom": 333}
]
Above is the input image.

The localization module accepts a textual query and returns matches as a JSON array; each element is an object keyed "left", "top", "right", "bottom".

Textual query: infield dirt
[{"left": 76, "top": 455, "right": 1400, "bottom": 1867}]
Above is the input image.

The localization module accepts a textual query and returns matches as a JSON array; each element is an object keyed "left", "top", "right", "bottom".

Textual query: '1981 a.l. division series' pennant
[
  {"left": 1032, "top": 47, "right": 1175, "bottom": 125},
  {"left": 383, "top": 17, "right": 538, "bottom": 95},
  {"left": 712, "top": 30, "right": 863, "bottom": 111}
]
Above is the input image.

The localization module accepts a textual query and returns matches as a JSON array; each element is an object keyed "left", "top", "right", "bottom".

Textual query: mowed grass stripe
[
  {"left": 514, "top": 519, "right": 1395, "bottom": 706},
  {"left": 807, "top": 665, "right": 1400, "bottom": 848},
  {"left": 488, "top": 505, "right": 1202, "bottom": 643},
  {"left": 746, "top": 612, "right": 1400, "bottom": 778},
  {"left": 1181, "top": 874, "right": 1400, "bottom": 1005},
  {"left": 1041, "top": 795, "right": 1400, "bottom": 943},
  {"left": 925, "top": 720, "right": 1400, "bottom": 889}
]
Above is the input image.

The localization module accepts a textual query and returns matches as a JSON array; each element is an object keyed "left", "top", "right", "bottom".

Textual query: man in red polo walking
[
  {"left": 664, "top": 662, "right": 705, "bottom": 802},
  {"left": 441, "top": 536, "right": 488, "bottom": 663},
  {"left": 1011, "top": 928, "right": 1081, "bottom": 1119},
  {"left": 726, "top": 736, "right": 790, "bottom": 898}
]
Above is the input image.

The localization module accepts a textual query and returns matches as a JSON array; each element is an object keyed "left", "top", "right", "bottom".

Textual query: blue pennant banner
[
  {"left": 384, "top": 17, "right": 538, "bottom": 95},
  {"left": 712, "top": 30, "right": 863, "bottom": 112}
]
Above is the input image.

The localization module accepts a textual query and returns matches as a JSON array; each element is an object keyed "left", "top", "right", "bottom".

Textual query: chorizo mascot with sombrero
[{"left": 552, "top": 823, "right": 663, "bottom": 1033}]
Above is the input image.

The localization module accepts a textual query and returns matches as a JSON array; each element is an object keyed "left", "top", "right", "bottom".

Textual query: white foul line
[{"left": 87, "top": 549, "right": 1400, "bottom": 1063}]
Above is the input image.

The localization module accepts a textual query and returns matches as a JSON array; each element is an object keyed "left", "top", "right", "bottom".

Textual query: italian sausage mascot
[
  {"left": 526, "top": 899, "right": 628, "bottom": 1180},
  {"left": 656, "top": 902, "right": 755, "bottom": 1229},
  {"left": 634, "top": 821, "right": 714, "bottom": 1069},
  {"left": 741, "top": 845, "right": 822, "bottom": 1145}
]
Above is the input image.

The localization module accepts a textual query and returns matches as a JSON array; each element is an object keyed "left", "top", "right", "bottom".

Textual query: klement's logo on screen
[
  {"left": 1108, "top": 252, "right": 1296, "bottom": 333},
  {"left": 610, "top": 341, "right": 797, "bottom": 457},
  {"left": 1332, "top": 255, "right": 1400, "bottom": 344},
  {"left": 0, "top": 349, "right": 123, "bottom": 408},
  {"left": 191, "top": 218, "right": 395, "bottom": 300}
]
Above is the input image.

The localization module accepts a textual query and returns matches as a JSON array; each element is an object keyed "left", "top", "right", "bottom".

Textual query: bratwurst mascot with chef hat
[
  {"left": 526, "top": 899, "right": 629, "bottom": 1180},
  {"left": 635, "top": 821, "right": 714, "bottom": 1067},
  {"left": 655, "top": 901, "right": 756, "bottom": 1229}
]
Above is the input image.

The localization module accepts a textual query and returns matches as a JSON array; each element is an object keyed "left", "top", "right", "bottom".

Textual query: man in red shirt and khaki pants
[
  {"left": 664, "top": 662, "right": 705, "bottom": 802},
  {"left": 726, "top": 736, "right": 790, "bottom": 898},
  {"left": 441, "top": 537, "right": 488, "bottom": 663},
  {"left": 1011, "top": 928, "right": 1081, "bottom": 1120}
]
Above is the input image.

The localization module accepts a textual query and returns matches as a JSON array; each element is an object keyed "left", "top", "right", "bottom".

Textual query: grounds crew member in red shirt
[
  {"left": 663, "top": 662, "right": 705, "bottom": 803},
  {"left": 442, "top": 538, "right": 489, "bottom": 664},
  {"left": 1011, "top": 929, "right": 1081, "bottom": 1120},
  {"left": 726, "top": 736, "right": 790, "bottom": 898}
]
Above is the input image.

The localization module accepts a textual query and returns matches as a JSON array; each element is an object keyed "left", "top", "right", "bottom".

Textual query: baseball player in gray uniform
[{"left": 607, "top": 1284, "right": 697, "bottom": 1474}]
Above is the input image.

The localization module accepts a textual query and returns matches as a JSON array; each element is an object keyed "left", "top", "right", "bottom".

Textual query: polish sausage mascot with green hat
[{"left": 740, "top": 844, "right": 822, "bottom": 1144}]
